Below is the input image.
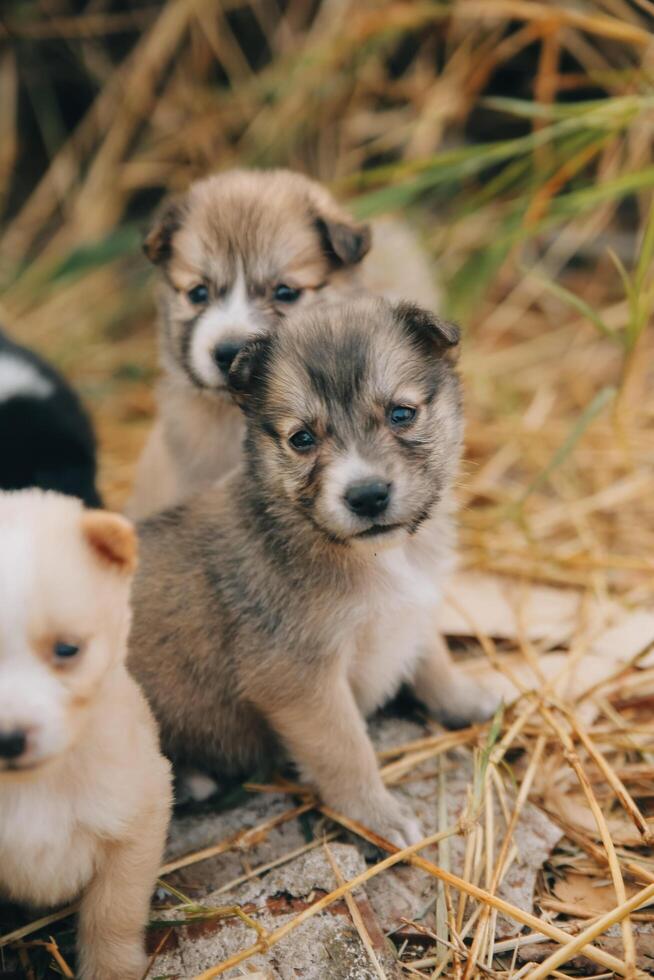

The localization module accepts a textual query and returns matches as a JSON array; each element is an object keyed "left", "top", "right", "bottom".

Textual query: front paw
[
  {"left": 175, "top": 768, "right": 221, "bottom": 804},
  {"left": 78, "top": 948, "right": 147, "bottom": 980},
  {"left": 426, "top": 675, "right": 502, "bottom": 729},
  {"left": 340, "top": 790, "right": 423, "bottom": 849}
]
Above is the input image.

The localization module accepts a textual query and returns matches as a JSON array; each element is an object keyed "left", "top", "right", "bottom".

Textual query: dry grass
[{"left": 0, "top": 1, "right": 653, "bottom": 977}]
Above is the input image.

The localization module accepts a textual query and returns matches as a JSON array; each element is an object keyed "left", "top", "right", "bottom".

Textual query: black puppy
[{"left": 0, "top": 329, "right": 101, "bottom": 507}]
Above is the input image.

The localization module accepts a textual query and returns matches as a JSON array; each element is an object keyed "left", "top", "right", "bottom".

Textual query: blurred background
[{"left": 0, "top": 0, "right": 652, "bottom": 599}]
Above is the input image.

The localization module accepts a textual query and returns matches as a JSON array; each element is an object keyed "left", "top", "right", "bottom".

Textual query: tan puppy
[
  {"left": 128, "top": 168, "right": 372, "bottom": 519},
  {"left": 129, "top": 298, "right": 498, "bottom": 846},
  {"left": 0, "top": 491, "right": 172, "bottom": 980}
]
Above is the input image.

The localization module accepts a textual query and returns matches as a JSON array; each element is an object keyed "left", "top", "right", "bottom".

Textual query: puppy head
[
  {"left": 0, "top": 491, "right": 136, "bottom": 774},
  {"left": 144, "top": 169, "right": 370, "bottom": 392},
  {"left": 229, "top": 297, "right": 463, "bottom": 546}
]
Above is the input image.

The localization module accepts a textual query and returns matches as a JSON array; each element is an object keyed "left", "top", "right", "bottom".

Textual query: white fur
[
  {"left": 315, "top": 446, "right": 423, "bottom": 541},
  {"left": 0, "top": 771, "right": 98, "bottom": 906},
  {"left": 347, "top": 524, "right": 499, "bottom": 728},
  {"left": 190, "top": 268, "right": 262, "bottom": 387},
  {"left": 0, "top": 354, "right": 53, "bottom": 403},
  {"left": 0, "top": 680, "right": 152, "bottom": 907},
  {"left": 0, "top": 521, "right": 33, "bottom": 632},
  {"left": 317, "top": 448, "right": 388, "bottom": 537},
  {"left": 346, "top": 529, "right": 447, "bottom": 716},
  {"left": 0, "top": 489, "right": 172, "bottom": 957},
  {"left": 312, "top": 456, "right": 451, "bottom": 721},
  {"left": 0, "top": 523, "right": 70, "bottom": 767},
  {"left": 178, "top": 769, "right": 220, "bottom": 803}
]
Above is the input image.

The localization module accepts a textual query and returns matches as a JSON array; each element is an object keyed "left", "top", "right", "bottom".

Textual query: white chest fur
[
  {"left": 347, "top": 531, "right": 449, "bottom": 716},
  {"left": 0, "top": 684, "right": 153, "bottom": 910},
  {"left": 0, "top": 775, "right": 99, "bottom": 907}
]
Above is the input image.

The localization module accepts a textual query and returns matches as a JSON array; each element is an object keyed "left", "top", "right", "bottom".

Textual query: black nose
[
  {"left": 213, "top": 341, "right": 243, "bottom": 376},
  {"left": 345, "top": 480, "right": 391, "bottom": 519},
  {"left": 0, "top": 730, "right": 27, "bottom": 760}
]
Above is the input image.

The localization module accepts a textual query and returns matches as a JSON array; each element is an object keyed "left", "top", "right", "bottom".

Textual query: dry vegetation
[{"left": 0, "top": 1, "right": 653, "bottom": 978}]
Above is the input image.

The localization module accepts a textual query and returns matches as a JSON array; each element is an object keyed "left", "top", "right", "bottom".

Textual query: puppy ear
[
  {"left": 394, "top": 301, "right": 460, "bottom": 354},
  {"left": 81, "top": 511, "right": 138, "bottom": 576},
  {"left": 143, "top": 195, "right": 186, "bottom": 266},
  {"left": 315, "top": 215, "right": 371, "bottom": 267},
  {"left": 227, "top": 336, "right": 273, "bottom": 407}
]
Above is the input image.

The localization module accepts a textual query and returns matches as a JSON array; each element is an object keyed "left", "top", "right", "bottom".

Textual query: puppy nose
[
  {"left": 213, "top": 341, "right": 243, "bottom": 376},
  {"left": 0, "top": 730, "right": 27, "bottom": 760},
  {"left": 345, "top": 480, "right": 391, "bottom": 518}
]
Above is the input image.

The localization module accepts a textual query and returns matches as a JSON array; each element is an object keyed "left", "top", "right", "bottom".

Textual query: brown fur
[
  {"left": 81, "top": 509, "right": 138, "bottom": 573},
  {"left": 129, "top": 169, "right": 371, "bottom": 519},
  {"left": 128, "top": 298, "right": 497, "bottom": 846}
]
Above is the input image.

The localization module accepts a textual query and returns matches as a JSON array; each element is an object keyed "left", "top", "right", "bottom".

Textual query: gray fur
[{"left": 129, "top": 298, "right": 497, "bottom": 846}]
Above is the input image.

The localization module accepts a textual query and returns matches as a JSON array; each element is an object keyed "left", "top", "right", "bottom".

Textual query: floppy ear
[
  {"left": 143, "top": 194, "right": 186, "bottom": 266},
  {"left": 227, "top": 335, "right": 274, "bottom": 409},
  {"left": 394, "top": 301, "right": 460, "bottom": 354},
  {"left": 81, "top": 511, "right": 138, "bottom": 576},
  {"left": 315, "top": 215, "right": 371, "bottom": 268}
]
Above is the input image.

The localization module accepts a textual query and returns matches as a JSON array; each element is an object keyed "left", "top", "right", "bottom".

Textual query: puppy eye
[
  {"left": 389, "top": 405, "right": 417, "bottom": 426},
  {"left": 274, "top": 284, "right": 302, "bottom": 303},
  {"left": 187, "top": 284, "right": 209, "bottom": 305},
  {"left": 53, "top": 641, "right": 80, "bottom": 660},
  {"left": 289, "top": 429, "right": 316, "bottom": 452}
]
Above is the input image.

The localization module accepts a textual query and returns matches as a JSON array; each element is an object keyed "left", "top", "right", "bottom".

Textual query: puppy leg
[
  {"left": 126, "top": 421, "right": 180, "bottom": 520},
  {"left": 412, "top": 634, "right": 501, "bottom": 728},
  {"left": 77, "top": 806, "right": 166, "bottom": 980},
  {"left": 262, "top": 672, "right": 421, "bottom": 847},
  {"left": 176, "top": 767, "right": 221, "bottom": 804}
]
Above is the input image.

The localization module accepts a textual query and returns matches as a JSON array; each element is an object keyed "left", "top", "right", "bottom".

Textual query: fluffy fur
[
  {"left": 0, "top": 491, "right": 171, "bottom": 980},
  {"left": 128, "top": 298, "right": 497, "bottom": 846},
  {"left": 128, "top": 168, "right": 371, "bottom": 519},
  {"left": 0, "top": 329, "right": 102, "bottom": 507}
]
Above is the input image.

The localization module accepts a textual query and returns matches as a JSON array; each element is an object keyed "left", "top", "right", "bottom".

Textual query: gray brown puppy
[
  {"left": 128, "top": 168, "right": 371, "bottom": 519},
  {"left": 128, "top": 297, "right": 497, "bottom": 846}
]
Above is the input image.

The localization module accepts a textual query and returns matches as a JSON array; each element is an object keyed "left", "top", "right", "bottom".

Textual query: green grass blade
[
  {"left": 472, "top": 703, "right": 505, "bottom": 812},
  {"left": 481, "top": 93, "right": 653, "bottom": 123},
  {"left": 522, "top": 267, "right": 619, "bottom": 344},
  {"left": 519, "top": 385, "right": 616, "bottom": 505},
  {"left": 635, "top": 201, "right": 654, "bottom": 294},
  {"left": 606, "top": 246, "right": 639, "bottom": 350},
  {"left": 51, "top": 225, "right": 142, "bottom": 284},
  {"left": 551, "top": 166, "right": 654, "bottom": 214}
]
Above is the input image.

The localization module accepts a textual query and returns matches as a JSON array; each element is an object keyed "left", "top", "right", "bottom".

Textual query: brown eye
[{"left": 389, "top": 405, "right": 417, "bottom": 426}]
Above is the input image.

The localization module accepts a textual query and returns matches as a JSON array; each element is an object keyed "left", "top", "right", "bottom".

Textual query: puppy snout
[
  {"left": 213, "top": 341, "right": 243, "bottom": 376},
  {"left": 0, "top": 729, "right": 28, "bottom": 760},
  {"left": 345, "top": 480, "right": 391, "bottom": 519}
]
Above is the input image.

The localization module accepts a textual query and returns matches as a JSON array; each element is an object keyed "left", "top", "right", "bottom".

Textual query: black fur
[{"left": 0, "top": 329, "right": 102, "bottom": 507}]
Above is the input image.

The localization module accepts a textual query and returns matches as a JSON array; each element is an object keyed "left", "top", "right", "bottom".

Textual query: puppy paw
[
  {"left": 175, "top": 768, "right": 221, "bottom": 804},
  {"left": 79, "top": 948, "right": 147, "bottom": 980},
  {"left": 343, "top": 790, "right": 423, "bottom": 849},
  {"left": 426, "top": 675, "right": 503, "bottom": 729}
]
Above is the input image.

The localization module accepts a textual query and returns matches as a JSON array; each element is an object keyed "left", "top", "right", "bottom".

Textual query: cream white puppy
[{"left": 0, "top": 490, "right": 172, "bottom": 980}]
